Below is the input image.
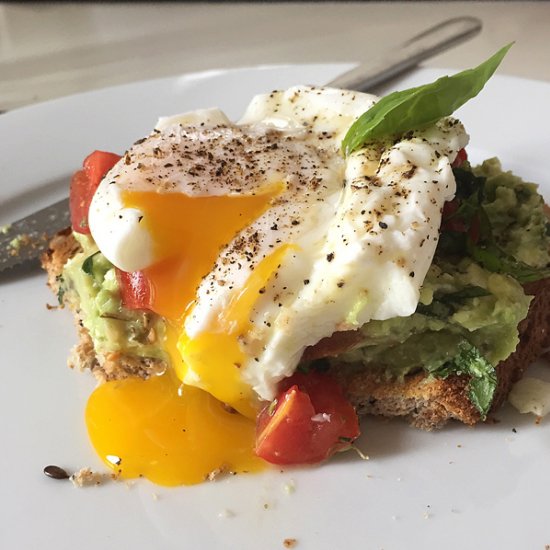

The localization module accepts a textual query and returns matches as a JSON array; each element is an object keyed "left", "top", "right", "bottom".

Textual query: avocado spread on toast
[{"left": 58, "top": 159, "right": 550, "bottom": 417}]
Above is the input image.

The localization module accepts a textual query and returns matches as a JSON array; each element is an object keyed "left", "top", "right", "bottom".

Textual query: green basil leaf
[
  {"left": 81, "top": 252, "right": 100, "bottom": 276},
  {"left": 438, "top": 285, "right": 490, "bottom": 303},
  {"left": 432, "top": 340, "right": 497, "bottom": 418},
  {"left": 342, "top": 43, "right": 513, "bottom": 155},
  {"left": 415, "top": 300, "right": 453, "bottom": 320},
  {"left": 416, "top": 286, "right": 489, "bottom": 319},
  {"left": 452, "top": 167, "right": 486, "bottom": 200},
  {"left": 436, "top": 230, "right": 468, "bottom": 256},
  {"left": 468, "top": 241, "right": 550, "bottom": 283}
]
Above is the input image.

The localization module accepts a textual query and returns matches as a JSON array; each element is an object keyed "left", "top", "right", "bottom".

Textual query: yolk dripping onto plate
[
  {"left": 86, "top": 370, "right": 264, "bottom": 486},
  {"left": 86, "top": 187, "right": 285, "bottom": 485}
]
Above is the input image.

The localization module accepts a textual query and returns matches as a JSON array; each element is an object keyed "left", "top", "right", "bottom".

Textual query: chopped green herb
[
  {"left": 438, "top": 286, "right": 490, "bottom": 303},
  {"left": 437, "top": 164, "right": 550, "bottom": 283},
  {"left": 55, "top": 275, "right": 66, "bottom": 305},
  {"left": 416, "top": 300, "right": 453, "bottom": 320},
  {"left": 81, "top": 252, "right": 100, "bottom": 276},
  {"left": 452, "top": 167, "right": 486, "bottom": 200},
  {"left": 468, "top": 241, "right": 550, "bottom": 283},
  {"left": 57, "top": 286, "right": 65, "bottom": 305},
  {"left": 416, "top": 286, "right": 490, "bottom": 319},
  {"left": 431, "top": 341, "right": 497, "bottom": 418}
]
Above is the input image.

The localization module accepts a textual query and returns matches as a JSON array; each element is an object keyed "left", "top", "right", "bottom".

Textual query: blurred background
[{"left": 1, "top": 2, "right": 549, "bottom": 111}]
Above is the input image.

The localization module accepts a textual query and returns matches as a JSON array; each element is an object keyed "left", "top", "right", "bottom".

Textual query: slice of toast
[{"left": 42, "top": 229, "right": 550, "bottom": 429}]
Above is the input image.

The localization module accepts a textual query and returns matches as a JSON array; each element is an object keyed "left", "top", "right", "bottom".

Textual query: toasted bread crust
[
  {"left": 42, "top": 229, "right": 550, "bottom": 428},
  {"left": 42, "top": 227, "right": 81, "bottom": 291}
]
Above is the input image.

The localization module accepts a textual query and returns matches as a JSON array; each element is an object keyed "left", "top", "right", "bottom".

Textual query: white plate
[{"left": 1, "top": 65, "right": 549, "bottom": 550}]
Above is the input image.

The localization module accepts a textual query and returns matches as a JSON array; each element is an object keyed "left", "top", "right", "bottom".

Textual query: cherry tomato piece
[
  {"left": 256, "top": 385, "right": 317, "bottom": 464},
  {"left": 69, "top": 169, "right": 93, "bottom": 234},
  {"left": 468, "top": 213, "right": 481, "bottom": 244},
  {"left": 441, "top": 198, "right": 467, "bottom": 233},
  {"left": 115, "top": 269, "right": 153, "bottom": 310},
  {"left": 255, "top": 372, "right": 359, "bottom": 465},
  {"left": 452, "top": 148, "right": 468, "bottom": 168},
  {"left": 69, "top": 150, "right": 121, "bottom": 234},
  {"left": 83, "top": 151, "right": 121, "bottom": 188}
]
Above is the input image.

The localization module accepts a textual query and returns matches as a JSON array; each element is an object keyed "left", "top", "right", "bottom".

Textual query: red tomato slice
[
  {"left": 69, "top": 169, "right": 93, "bottom": 234},
  {"left": 441, "top": 194, "right": 481, "bottom": 241},
  {"left": 83, "top": 151, "right": 121, "bottom": 188},
  {"left": 452, "top": 148, "right": 468, "bottom": 168},
  {"left": 255, "top": 372, "right": 359, "bottom": 465},
  {"left": 441, "top": 198, "right": 467, "bottom": 233},
  {"left": 468, "top": 213, "right": 481, "bottom": 244},
  {"left": 256, "top": 385, "right": 316, "bottom": 465},
  {"left": 115, "top": 269, "right": 153, "bottom": 310},
  {"left": 69, "top": 150, "right": 121, "bottom": 234}
]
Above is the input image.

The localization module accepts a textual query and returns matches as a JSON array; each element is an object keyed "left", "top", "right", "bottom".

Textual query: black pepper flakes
[{"left": 326, "top": 252, "right": 335, "bottom": 262}]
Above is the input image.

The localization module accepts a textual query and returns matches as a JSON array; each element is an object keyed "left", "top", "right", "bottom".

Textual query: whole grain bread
[{"left": 42, "top": 229, "right": 550, "bottom": 429}]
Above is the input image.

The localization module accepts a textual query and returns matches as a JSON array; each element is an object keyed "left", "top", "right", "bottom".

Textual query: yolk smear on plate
[
  {"left": 86, "top": 187, "right": 286, "bottom": 485},
  {"left": 85, "top": 370, "right": 264, "bottom": 486}
]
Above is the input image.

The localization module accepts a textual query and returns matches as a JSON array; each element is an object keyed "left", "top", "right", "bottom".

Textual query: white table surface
[{"left": 1, "top": 1, "right": 549, "bottom": 111}]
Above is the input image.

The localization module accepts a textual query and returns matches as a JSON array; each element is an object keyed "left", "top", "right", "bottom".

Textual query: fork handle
[{"left": 326, "top": 16, "right": 482, "bottom": 91}]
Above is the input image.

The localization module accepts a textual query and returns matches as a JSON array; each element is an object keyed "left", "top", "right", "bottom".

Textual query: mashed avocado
[
  {"left": 61, "top": 159, "right": 549, "bottom": 416},
  {"left": 60, "top": 233, "right": 166, "bottom": 361},
  {"left": 475, "top": 158, "right": 550, "bottom": 268},
  {"left": 333, "top": 259, "right": 531, "bottom": 378}
]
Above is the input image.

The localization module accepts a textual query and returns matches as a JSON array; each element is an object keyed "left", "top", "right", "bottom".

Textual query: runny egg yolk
[
  {"left": 124, "top": 185, "right": 283, "bottom": 320},
  {"left": 86, "top": 186, "right": 286, "bottom": 485},
  {"left": 86, "top": 370, "right": 264, "bottom": 486},
  {"left": 176, "top": 243, "right": 293, "bottom": 418}
]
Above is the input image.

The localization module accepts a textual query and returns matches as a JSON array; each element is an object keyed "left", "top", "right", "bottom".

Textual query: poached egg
[{"left": 85, "top": 86, "right": 468, "bottom": 484}]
